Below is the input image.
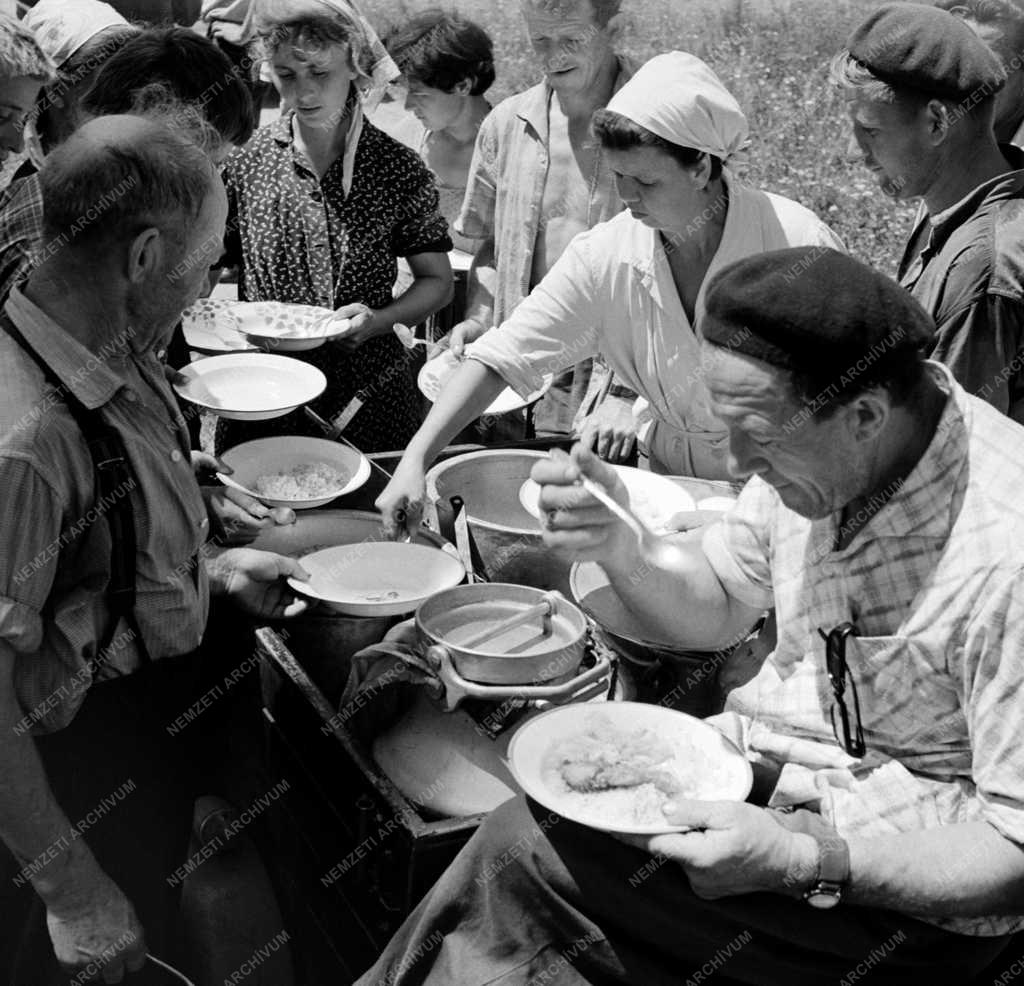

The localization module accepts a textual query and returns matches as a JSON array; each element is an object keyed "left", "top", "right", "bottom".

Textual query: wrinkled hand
[
  {"left": 449, "top": 317, "right": 488, "bottom": 359},
  {"left": 615, "top": 800, "right": 817, "bottom": 900},
  {"left": 209, "top": 548, "right": 310, "bottom": 619},
  {"left": 46, "top": 868, "right": 148, "bottom": 982},
  {"left": 375, "top": 458, "right": 426, "bottom": 541},
  {"left": 328, "top": 304, "right": 383, "bottom": 353},
  {"left": 531, "top": 444, "right": 639, "bottom": 564},
  {"left": 202, "top": 486, "right": 296, "bottom": 545},
  {"left": 577, "top": 394, "right": 639, "bottom": 463}
]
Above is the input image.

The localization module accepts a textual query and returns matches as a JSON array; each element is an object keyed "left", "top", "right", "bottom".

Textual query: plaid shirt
[
  {"left": 0, "top": 174, "right": 43, "bottom": 306},
  {"left": 703, "top": 364, "right": 1024, "bottom": 936}
]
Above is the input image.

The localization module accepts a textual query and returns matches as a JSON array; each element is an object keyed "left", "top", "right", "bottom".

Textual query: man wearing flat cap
[
  {"left": 357, "top": 248, "right": 1024, "bottom": 986},
  {"left": 832, "top": 1, "right": 1024, "bottom": 424}
]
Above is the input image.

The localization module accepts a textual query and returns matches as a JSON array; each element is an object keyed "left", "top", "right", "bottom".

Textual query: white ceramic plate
[
  {"left": 418, "top": 349, "right": 552, "bottom": 416},
  {"left": 181, "top": 298, "right": 257, "bottom": 353},
  {"left": 174, "top": 353, "right": 326, "bottom": 421},
  {"left": 216, "top": 437, "right": 371, "bottom": 509},
  {"left": 288, "top": 542, "right": 466, "bottom": 617},
  {"left": 507, "top": 703, "right": 751, "bottom": 834},
  {"left": 520, "top": 465, "right": 697, "bottom": 533}
]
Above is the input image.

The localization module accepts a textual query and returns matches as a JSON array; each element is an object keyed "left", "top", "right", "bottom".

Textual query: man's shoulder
[{"left": 482, "top": 82, "right": 548, "bottom": 133}]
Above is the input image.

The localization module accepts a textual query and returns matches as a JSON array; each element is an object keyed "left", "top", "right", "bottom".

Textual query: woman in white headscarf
[
  {"left": 215, "top": 0, "right": 454, "bottom": 455},
  {"left": 378, "top": 51, "right": 845, "bottom": 535}
]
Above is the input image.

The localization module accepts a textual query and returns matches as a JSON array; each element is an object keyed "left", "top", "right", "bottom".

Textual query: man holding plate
[{"left": 357, "top": 249, "right": 1024, "bottom": 985}]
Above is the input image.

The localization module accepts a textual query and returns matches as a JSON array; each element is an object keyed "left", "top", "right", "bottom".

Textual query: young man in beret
[
  {"left": 356, "top": 248, "right": 1024, "bottom": 985},
  {"left": 832, "top": 1, "right": 1024, "bottom": 424}
]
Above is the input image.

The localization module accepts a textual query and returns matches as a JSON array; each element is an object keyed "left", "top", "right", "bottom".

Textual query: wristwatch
[{"left": 803, "top": 835, "right": 850, "bottom": 909}]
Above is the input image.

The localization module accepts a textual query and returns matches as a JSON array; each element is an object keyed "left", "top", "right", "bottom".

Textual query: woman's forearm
[{"left": 376, "top": 273, "right": 454, "bottom": 333}]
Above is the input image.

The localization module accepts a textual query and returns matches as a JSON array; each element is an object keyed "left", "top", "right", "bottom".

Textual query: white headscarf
[
  {"left": 23, "top": 0, "right": 129, "bottom": 68},
  {"left": 605, "top": 51, "right": 749, "bottom": 167}
]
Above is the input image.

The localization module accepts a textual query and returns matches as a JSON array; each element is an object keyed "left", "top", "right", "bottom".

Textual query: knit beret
[
  {"left": 847, "top": 2, "right": 1005, "bottom": 100},
  {"left": 702, "top": 248, "right": 935, "bottom": 387}
]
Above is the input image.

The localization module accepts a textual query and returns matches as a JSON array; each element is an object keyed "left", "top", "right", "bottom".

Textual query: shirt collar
[
  {"left": 4, "top": 286, "right": 127, "bottom": 410},
  {"left": 1012, "top": 117, "right": 1024, "bottom": 150},
  {"left": 517, "top": 54, "right": 637, "bottom": 137},
  {"left": 272, "top": 102, "right": 366, "bottom": 196}
]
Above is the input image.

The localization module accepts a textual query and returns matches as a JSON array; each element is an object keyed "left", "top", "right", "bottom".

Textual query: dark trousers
[
  {"left": 0, "top": 653, "right": 204, "bottom": 985},
  {"left": 355, "top": 795, "right": 1010, "bottom": 986}
]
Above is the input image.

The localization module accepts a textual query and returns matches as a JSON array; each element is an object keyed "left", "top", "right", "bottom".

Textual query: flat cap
[
  {"left": 702, "top": 247, "right": 934, "bottom": 385},
  {"left": 847, "top": 2, "right": 1005, "bottom": 100}
]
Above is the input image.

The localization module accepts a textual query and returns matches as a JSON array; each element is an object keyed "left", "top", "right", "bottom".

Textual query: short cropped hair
[
  {"left": 936, "top": 0, "right": 1024, "bottom": 56},
  {"left": 81, "top": 27, "right": 255, "bottom": 147},
  {"left": 591, "top": 109, "right": 724, "bottom": 180},
  {"left": 40, "top": 114, "right": 216, "bottom": 251},
  {"left": 384, "top": 10, "right": 495, "bottom": 96},
  {"left": 0, "top": 13, "right": 56, "bottom": 82},
  {"left": 251, "top": 0, "right": 376, "bottom": 83},
  {"left": 521, "top": 0, "right": 623, "bottom": 28}
]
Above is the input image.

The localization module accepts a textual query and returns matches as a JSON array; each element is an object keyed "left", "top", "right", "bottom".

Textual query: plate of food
[
  {"left": 508, "top": 703, "right": 752, "bottom": 834},
  {"left": 288, "top": 542, "right": 466, "bottom": 617},
  {"left": 418, "top": 349, "right": 552, "bottom": 416},
  {"left": 216, "top": 437, "right": 370, "bottom": 509},
  {"left": 182, "top": 299, "right": 344, "bottom": 353},
  {"left": 519, "top": 465, "right": 697, "bottom": 534},
  {"left": 173, "top": 353, "right": 326, "bottom": 421}
]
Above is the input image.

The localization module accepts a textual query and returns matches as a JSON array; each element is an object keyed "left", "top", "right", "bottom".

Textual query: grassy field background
[{"left": 365, "top": 0, "right": 919, "bottom": 273}]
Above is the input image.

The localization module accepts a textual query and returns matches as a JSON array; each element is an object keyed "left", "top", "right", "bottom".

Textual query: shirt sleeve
[
  {"left": 464, "top": 233, "right": 604, "bottom": 398},
  {"left": 0, "top": 188, "right": 36, "bottom": 305},
  {"left": 218, "top": 157, "right": 243, "bottom": 271},
  {"left": 930, "top": 294, "right": 1024, "bottom": 417},
  {"left": 390, "top": 156, "right": 453, "bottom": 258},
  {"left": 700, "top": 477, "right": 776, "bottom": 610},
  {"left": 959, "top": 567, "right": 1024, "bottom": 845},
  {"left": 454, "top": 112, "right": 497, "bottom": 242}
]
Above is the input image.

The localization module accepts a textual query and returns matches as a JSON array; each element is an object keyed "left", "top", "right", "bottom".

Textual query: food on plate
[
  {"left": 253, "top": 462, "right": 350, "bottom": 500},
  {"left": 541, "top": 714, "right": 703, "bottom": 826}
]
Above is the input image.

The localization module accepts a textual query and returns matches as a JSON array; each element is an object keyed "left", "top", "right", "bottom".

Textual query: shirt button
[
  {"left": 157, "top": 349, "right": 167, "bottom": 361},
  {"left": 125, "top": 390, "right": 137, "bottom": 403},
  {"left": 310, "top": 189, "right": 323, "bottom": 204},
  {"left": 200, "top": 517, "right": 209, "bottom": 529},
  {"left": 171, "top": 450, "right": 183, "bottom": 463}
]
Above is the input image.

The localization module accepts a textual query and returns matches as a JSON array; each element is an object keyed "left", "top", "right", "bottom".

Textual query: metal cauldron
[
  {"left": 251, "top": 510, "right": 457, "bottom": 702},
  {"left": 425, "top": 450, "right": 572, "bottom": 594}
]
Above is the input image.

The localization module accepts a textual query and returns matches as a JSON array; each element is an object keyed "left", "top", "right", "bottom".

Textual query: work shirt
[
  {"left": 898, "top": 151, "right": 1024, "bottom": 424},
  {"left": 0, "top": 289, "right": 209, "bottom": 734},
  {"left": 703, "top": 364, "right": 1024, "bottom": 936},
  {"left": 0, "top": 174, "right": 42, "bottom": 305},
  {"left": 218, "top": 111, "right": 451, "bottom": 453},
  {"left": 465, "top": 179, "right": 843, "bottom": 479}
]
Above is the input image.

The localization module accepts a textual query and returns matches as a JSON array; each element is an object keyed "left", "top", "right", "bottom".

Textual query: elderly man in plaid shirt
[{"left": 357, "top": 248, "right": 1024, "bottom": 986}]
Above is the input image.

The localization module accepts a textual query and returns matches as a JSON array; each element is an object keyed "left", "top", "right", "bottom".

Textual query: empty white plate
[
  {"left": 217, "top": 437, "right": 370, "bottom": 509},
  {"left": 288, "top": 542, "right": 466, "bottom": 617},
  {"left": 174, "top": 353, "right": 326, "bottom": 421},
  {"left": 507, "top": 703, "right": 751, "bottom": 835}
]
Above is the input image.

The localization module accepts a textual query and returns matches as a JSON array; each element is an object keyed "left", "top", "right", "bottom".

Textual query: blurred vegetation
[{"left": 367, "top": 0, "right": 919, "bottom": 273}]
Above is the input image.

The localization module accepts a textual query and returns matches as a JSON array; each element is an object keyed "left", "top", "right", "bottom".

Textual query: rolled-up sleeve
[
  {"left": 454, "top": 114, "right": 497, "bottom": 242},
  {"left": 959, "top": 567, "right": 1024, "bottom": 844},
  {"left": 701, "top": 477, "right": 776, "bottom": 610},
  {"left": 464, "top": 234, "right": 603, "bottom": 398}
]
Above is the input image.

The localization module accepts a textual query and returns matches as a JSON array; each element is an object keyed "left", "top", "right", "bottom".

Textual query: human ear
[
  {"left": 847, "top": 391, "right": 889, "bottom": 444},
  {"left": 454, "top": 78, "right": 472, "bottom": 96},
  {"left": 924, "top": 99, "right": 953, "bottom": 143},
  {"left": 604, "top": 11, "right": 628, "bottom": 43},
  {"left": 127, "top": 227, "right": 163, "bottom": 285}
]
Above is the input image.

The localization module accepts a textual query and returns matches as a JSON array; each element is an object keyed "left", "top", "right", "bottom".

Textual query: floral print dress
[{"left": 215, "top": 110, "right": 451, "bottom": 454}]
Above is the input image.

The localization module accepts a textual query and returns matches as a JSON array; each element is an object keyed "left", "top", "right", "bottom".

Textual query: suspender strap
[{"left": 1, "top": 314, "right": 151, "bottom": 669}]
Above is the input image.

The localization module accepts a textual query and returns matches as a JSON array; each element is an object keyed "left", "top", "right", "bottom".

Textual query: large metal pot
[
  {"left": 425, "top": 450, "right": 572, "bottom": 594},
  {"left": 251, "top": 510, "right": 455, "bottom": 702}
]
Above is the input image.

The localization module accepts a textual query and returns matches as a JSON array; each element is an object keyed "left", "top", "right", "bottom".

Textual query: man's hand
[
  {"left": 618, "top": 801, "right": 818, "bottom": 900},
  {"left": 376, "top": 456, "right": 427, "bottom": 540},
  {"left": 201, "top": 486, "right": 297, "bottom": 546},
  {"left": 207, "top": 548, "right": 310, "bottom": 618},
  {"left": 531, "top": 444, "right": 642, "bottom": 565},
  {"left": 328, "top": 304, "right": 383, "bottom": 353},
  {"left": 45, "top": 865, "right": 148, "bottom": 982},
  {"left": 449, "top": 317, "right": 488, "bottom": 358},
  {"left": 577, "top": 394, "right": 639, "bottom": 463}
]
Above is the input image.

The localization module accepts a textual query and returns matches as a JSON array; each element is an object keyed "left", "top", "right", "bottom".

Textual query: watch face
[{"left": 806, "top": 891, "right": 841, "bottom": 910}]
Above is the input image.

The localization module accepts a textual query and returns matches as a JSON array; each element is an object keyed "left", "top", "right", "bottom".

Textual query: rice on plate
[{"left": 254, "top": 462, "right": 351, "bottom": 500}]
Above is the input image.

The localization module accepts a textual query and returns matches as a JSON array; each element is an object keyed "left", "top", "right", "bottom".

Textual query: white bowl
[
  {"left": 240, "top": 302, "right": 349, "bottom": 352},
  {"left": 520, "top": 465, "right": 697, "bottom": 533},
  {"left": 174, "top": 353, "right": 326, "bottom": 421},
  {"left": 507, "top": 702, "right": 752, "bottom": 835},
  {"left": 418, "top": 349, "right": 551, "bottom": 416},
  {"left": 216, "top": 437, "right": 371, "bottom": 509},
  {"left": 288, "top": 542, "right": 466, "bottom": 617},
  {"left": 181, "top": 298, "right": 257, "bottom": 353}
]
